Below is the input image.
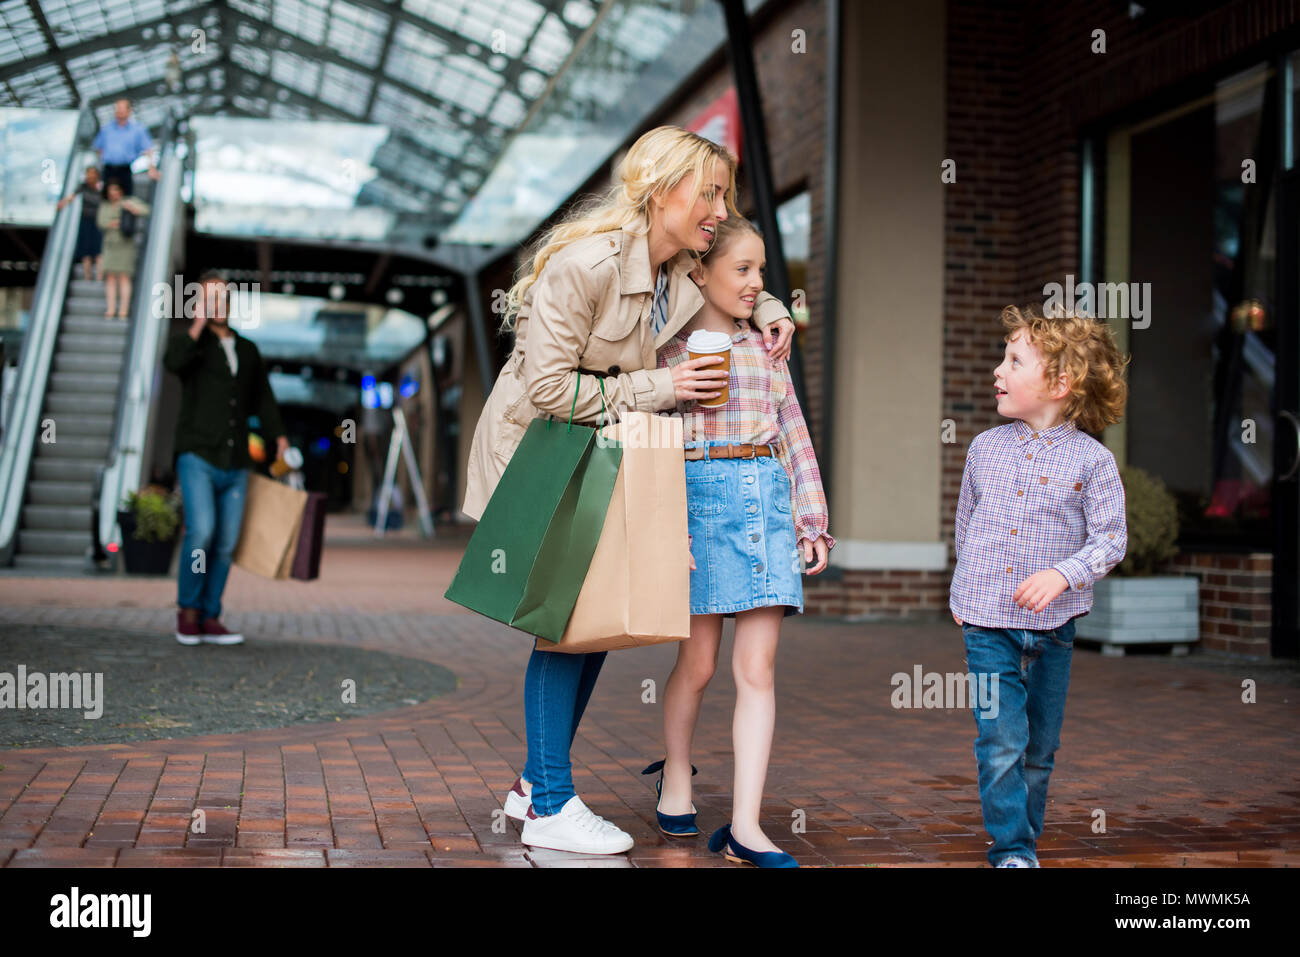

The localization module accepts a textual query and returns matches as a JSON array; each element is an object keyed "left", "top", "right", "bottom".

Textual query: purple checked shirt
[{"left": 950, "top": 418, "right": 1128, "bottom": 630}]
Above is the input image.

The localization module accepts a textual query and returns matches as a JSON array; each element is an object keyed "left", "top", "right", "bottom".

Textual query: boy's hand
[
  {"left": 799, "top": 536, "right": 829, "bottom": 575},
  {"left": 1013, "top": 569, "right": 1070, "bottom": 613}
]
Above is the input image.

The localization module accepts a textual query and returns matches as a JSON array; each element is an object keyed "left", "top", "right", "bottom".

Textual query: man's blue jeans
[
  {"left": 176, "top": 451, "right": 248, "bottom": 621},
  {"left": 522, "top": 647, "right": 607, "bottom": 815},
  {"left": 961, "top": 618, "right": 1075, "bottom": 866}
]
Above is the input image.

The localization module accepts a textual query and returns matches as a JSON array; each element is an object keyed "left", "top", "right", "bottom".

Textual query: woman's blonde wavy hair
[
  {"left": 1001, "top": 304, "right": 1131, "bottom": 435},
  {"left": 498, "top": 126, "right": 739, "bottom": 332}
]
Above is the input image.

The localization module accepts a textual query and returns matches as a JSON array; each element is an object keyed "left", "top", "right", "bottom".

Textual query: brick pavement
[{"left": 1, "top": 515, "right": 1298, "bottom": 867}]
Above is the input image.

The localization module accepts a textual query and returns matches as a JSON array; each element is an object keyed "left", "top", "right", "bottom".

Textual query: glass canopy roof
[{"left": 1, "top": 0, "right": 765, "bottom": 247}]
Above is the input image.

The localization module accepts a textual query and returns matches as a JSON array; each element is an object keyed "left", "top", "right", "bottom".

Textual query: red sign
[{"left": 687, "top": 87, "right": 742, "bottom": 164}]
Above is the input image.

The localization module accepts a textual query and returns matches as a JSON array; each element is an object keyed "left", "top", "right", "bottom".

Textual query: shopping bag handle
[{"left": 545, "top": 373, "right": 607, "bottom": 434}]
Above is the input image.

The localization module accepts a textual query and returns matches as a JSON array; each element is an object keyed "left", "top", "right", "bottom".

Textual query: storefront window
[
  {"left": 1107, "top": 62, "right": 1281, "bottom": 547},
  {"left": 776, "top": 189, "right": 811, "bottom": 331}
]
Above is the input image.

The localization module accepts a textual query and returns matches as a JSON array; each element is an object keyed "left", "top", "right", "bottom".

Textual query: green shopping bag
[{"left": 444, "top": 375, "right": 622, "bottom": 641}]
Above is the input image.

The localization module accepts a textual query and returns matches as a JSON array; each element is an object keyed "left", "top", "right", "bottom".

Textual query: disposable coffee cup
[
  {"left": 270, "top": 446, "right": 303, "bottom": 478},
  {"left": 686, "top": 329, "right": 733, "bottom": 408}
]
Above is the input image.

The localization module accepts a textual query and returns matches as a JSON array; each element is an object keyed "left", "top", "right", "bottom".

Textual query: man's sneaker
[
  {"left": 996, "top": 855, "right": 1038, "bottom": 868},
  {"left": 504, "top": 776, "right": 532, "bottom": 821},
  {"left": 520, "top": 795, "right": 634, "bottom": 855},
  {"left": 199, "top": 617, "right": 244, "bottom": 645},
  {"left": 175, "top": 609, "right": 201, "bottom": 646}
]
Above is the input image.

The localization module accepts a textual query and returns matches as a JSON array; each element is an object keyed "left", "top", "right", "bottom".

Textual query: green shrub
[
  {"left": 122, "top": 485, "right": 180, "bottom": 543},
  {"left": 1117, "top": 465, "right": 1178, "bottom": 576}
]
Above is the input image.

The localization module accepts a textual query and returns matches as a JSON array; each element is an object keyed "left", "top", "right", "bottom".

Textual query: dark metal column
[
  {"left": 820, "top": 0, "right": 842, "bottom": 507},
  {"left": 717, "top": 0, "right": 810, "bottom": 439},
  {"left": 462, "top": 267, "right": 498, "bottom": 408}
]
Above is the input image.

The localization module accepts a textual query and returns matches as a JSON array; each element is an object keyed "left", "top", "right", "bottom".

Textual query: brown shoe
[{"left": 175, "top": 608, "right": 201, "bottom": 645}]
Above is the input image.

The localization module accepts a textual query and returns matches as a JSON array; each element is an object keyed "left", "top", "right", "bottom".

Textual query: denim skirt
[{"left": 684, "top": 446, "right": 803, "bottom": 618}]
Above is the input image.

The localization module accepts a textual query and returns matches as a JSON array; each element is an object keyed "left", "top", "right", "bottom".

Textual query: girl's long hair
[{"left": 499, "top": 126, "right": 739, "bottom": 332}]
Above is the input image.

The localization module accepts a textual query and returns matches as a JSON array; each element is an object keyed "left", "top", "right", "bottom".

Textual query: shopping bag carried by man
[
  {"left": 444, "top": 375, "right": 621, "bottom": 641},
  {"left": 535, "top": 410, "right": 690, "bottom": 654},
  {"left": 232, "top": 472, "right": 309, "bottom": 579}
]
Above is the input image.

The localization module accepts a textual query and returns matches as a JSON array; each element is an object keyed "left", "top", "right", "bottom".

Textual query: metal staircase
[{"left": 13, "top": 278, "right": 127, "bottom": 572}]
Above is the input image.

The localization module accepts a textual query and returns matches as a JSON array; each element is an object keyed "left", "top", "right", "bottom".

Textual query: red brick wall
[
  {"left": 804, "top": 569, "right": 951, "bottom": 619},
  {"left": 941, "top": 0, "right": 1028, "bottom": 567},
  {"left": 1168, "top": 553, "right": 1273, "bottom": 657}
]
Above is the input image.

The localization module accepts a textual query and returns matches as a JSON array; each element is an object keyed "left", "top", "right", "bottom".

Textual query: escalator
[
  {"left": 12, "top": 276, "right": 125, "bottom": 571},
  {"left": 0, "top": 108, "right": 184, "bottom": 573}
]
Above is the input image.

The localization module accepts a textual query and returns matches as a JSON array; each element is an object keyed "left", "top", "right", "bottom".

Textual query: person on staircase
[
  {"left": 96, "top": 179, "right": 148, "bottom": 320},
  {"left": 56, "top": 165, "right": 103, "bottom": 281}
]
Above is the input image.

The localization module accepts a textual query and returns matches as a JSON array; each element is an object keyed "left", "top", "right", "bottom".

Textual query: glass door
[{"left": 1274, "top": 167, "right": 1299, "bottom": 658}]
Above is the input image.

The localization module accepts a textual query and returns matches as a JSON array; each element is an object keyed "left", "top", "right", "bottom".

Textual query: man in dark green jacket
[{"left": 163, "top": 270, "right": 287, "bottom": 646}]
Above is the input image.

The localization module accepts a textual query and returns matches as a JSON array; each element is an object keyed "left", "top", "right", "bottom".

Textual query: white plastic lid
[{"left": 685, "top": 329, "right": 733, "bottom": 353}]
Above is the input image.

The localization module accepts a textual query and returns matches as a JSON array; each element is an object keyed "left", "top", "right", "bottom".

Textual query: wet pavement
[{"left": 1, "top": 515, "right": 1297, "bottom": 868}]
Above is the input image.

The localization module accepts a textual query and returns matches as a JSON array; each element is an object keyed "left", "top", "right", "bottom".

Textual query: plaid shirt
[
  {"left": 657, "top": 319, "right": 835, "bottom": 550},
  {"left": 950, "top": 418, "right": 1127, "bottom": 630}
]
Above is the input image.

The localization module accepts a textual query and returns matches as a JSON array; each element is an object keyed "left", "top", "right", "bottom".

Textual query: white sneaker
[
  {"left": 996, "top": 855, "right": 1038, "bottom": 868},
  {"left": 504, "top": 776, "right": 532, "bottom": 821},
  {"left": 521, "top": 795, "right": 634, "bottom": 855}
]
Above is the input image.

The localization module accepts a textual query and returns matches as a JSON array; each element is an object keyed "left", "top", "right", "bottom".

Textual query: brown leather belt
[{"left": 684, "top": 443, "right": 777, "bottom": 461}]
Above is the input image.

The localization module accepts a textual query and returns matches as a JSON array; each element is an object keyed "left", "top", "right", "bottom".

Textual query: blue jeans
[
  {"left": 176, "top": 451, "right": 248, "bottom": 621},
  {"left": 961, "top": 619, "right": 1075, "bottom": 865},
  {"left": 522, "top": 648, "right": 607, "bottom": 815}
]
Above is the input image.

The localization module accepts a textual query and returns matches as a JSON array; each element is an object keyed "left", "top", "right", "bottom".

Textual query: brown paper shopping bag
[
  {"left": 233, "top": 472, "right": 309, "bottom": 579},
  {"left": 535, "top": 411, "right": 690, "bottom": 653}
]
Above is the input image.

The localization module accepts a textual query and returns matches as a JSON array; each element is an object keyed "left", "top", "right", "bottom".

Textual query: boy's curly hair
[{"left": 1001, "top": 304, "right": 1130, "bottom": 435}]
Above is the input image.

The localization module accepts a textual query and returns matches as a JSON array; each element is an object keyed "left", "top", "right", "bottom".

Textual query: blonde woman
[{"left": 463, "top": 126, "right": 796, "bottom": 855}]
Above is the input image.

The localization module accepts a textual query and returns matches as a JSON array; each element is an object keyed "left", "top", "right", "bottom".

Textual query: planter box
[
  {"left": 117, "top": 510, "right": 178, "bottom": 576},
  {"left": 1074, "top": 576, "right": 1199, "bottom": 655}
]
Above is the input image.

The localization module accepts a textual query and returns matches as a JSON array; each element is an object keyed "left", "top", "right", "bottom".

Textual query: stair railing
[{"left": 95, "top": 111, "right": 185, "bottom": 558}]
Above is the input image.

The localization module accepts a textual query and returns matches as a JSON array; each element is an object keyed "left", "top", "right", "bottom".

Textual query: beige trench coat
[{"left": 461, "top": 218, "right": 790, "bottom": 520}]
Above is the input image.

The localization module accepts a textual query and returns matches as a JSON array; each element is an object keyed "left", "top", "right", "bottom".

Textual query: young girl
[{"left": 646, "top": 216, "right": 834, "bottom": 867}]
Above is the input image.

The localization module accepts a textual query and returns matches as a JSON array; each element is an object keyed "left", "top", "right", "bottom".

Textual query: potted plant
[
  {"left": 1075, "top": 465, "right": 1199, "bottom": 655},
  {"left": 117, "top": 485, "right": 181, "bottom": 575}
]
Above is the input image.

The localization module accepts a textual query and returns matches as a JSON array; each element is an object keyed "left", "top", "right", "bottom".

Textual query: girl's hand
[
  {"left": 799, "top": 535, "right": 829, "bottom": 575},
  {"left": 670, "top": 355, "right": 728, "bottom": 403},
  {"left": 687, "top": 534, "right": 695, "bottom": 571},
  {"left": 952, "top": 612, "right": 963, "bottom": 626},
  {"left": 763, "top": 316, "right": 795, "bottom": 362}
]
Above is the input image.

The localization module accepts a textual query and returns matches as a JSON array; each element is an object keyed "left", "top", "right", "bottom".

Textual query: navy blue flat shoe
[
  {"left": 707, "top": 824, "right": 799, "bottom": 868},
  {"left": 641, "top": 759, "right": 699, "bottom": 837}
]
